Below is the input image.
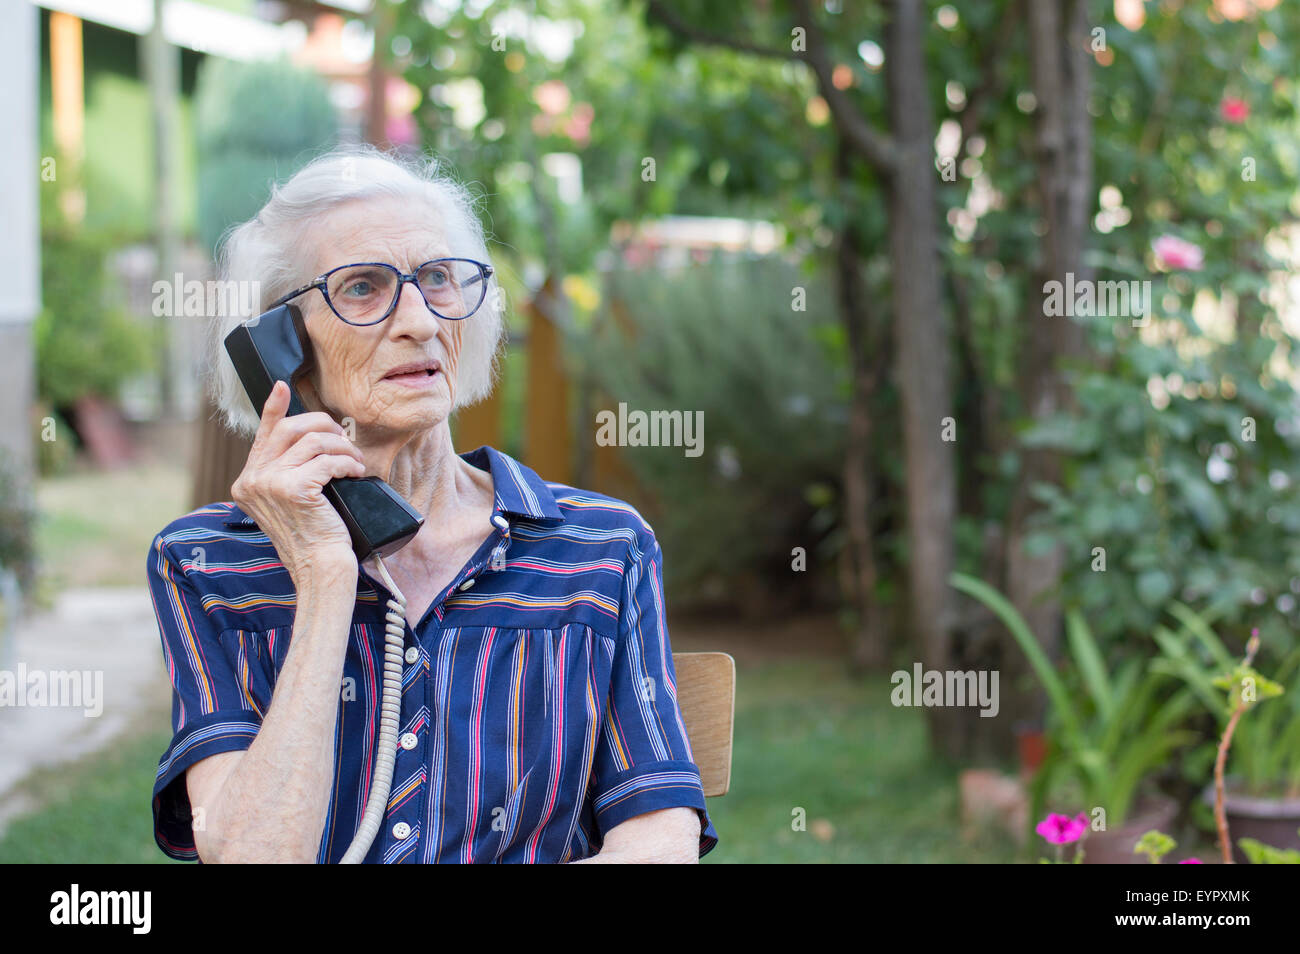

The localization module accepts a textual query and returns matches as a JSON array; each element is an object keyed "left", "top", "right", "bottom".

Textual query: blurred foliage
[
  {"left": 953, "top": 572, "right": 1196, "bottom": 827},
  {"left": 1239, "top": 835, "right": 1300, "bottom": 863},
  {"left": 33, "top": 405, "right": 76, "bottom": 478},
  {"left": 1014, "top": 3, "right": 1300, "bottom": 655},
  {"left": 1230, "top": 657, "right": 1300, "bottom": 798},
  {"left": 0, "top": 455, "right": 37, "bottom": 593},
  {"left": 387, "top": 0, "right": 1300, "bottom": 658},
  {"left": 576, "top": 256, "right": 848, "bottom": 606},
  {"left": 33, "top": 229, "right": 154, "bottom": 411},
  {"left": 395, "top": 0, "right": 892, "bottom": 608},
  {"left": 193, "top": 58, "right": 337, "bottom": 256},
  {"left": 1150, "top": 602, "right": 1300, "bottom": 798}
]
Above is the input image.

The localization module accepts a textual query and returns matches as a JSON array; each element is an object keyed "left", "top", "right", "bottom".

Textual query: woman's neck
[{"left": 358, "top": 418, "right": 485, "bottom": 522}]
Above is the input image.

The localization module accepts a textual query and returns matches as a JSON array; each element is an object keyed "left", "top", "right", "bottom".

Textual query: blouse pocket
[{"left": 216, "top": 629, "right": 276, "bottom": 719}]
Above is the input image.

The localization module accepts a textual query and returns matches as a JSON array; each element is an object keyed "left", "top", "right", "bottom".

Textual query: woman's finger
[
  {"left": 248, "top": 379, "right": 290, "bottom": 462},
  {"left": 298, "top": 453, "right": 368, "bottom": 490},
  {"left": 280, "top": 431, "right": 366, "bottom": 470}
]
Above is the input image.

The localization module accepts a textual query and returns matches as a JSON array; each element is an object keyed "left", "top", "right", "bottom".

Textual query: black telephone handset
[{"left": 223, "top": 303, "right": 424, "bottom": 562}]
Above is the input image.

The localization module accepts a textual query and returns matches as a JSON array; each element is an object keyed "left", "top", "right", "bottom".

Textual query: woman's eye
[{"left": 343, "top": 280, "right": 374, "bottom": 298}]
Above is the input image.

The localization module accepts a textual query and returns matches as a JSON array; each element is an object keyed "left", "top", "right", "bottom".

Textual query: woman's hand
[{"left": 231, "top": 380, "right": 367, "bottom": 586}]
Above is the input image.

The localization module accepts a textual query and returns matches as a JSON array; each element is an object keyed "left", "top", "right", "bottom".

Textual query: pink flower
[
  {"left": 384, "top": 113, "right": 417, "bottom": 148},
  {"left": 1153, "top": 234, "right": 1205, "bottom": 271},
  {"left": 1036, "top": 812, "right": 1088, "bottom": 845},
  {"left": 563, "top": 102, "right": 594, "bottom": 147},
  {"left": 534, "top": 80, "right": 571, "bottom": 116},
  {"left": 1220, "top": 97, "right": 1250, "bottom": 123},
  {"left": 1179, "top": 857, "right": 1204, "bottom": 864},
  {"left": 564, "top": 113, "right": 591, "bottom": 147}
]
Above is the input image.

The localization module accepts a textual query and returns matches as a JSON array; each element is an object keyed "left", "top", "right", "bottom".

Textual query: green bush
[
  {"left": 34, "top": 230, "right": 154, "bottom": 411},
  {"left": 194, "top": 58, "right": 337, "bottom": 256},
  {"left": 1021, "top": 326, "right": 1300, "bottom": 655},
  {"left": 576, "top": 255, "right": 848, "bottom": 608}
]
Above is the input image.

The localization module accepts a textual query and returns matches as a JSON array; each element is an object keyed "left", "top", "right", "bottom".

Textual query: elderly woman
[{"left": 146, "top": 148, "right": 717, "bottom": 864}]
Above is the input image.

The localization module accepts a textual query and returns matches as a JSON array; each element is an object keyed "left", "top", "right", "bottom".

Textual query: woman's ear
[
  {"left": 294, "top": 373, "right": 339, "bottom": 423},
  {"left": 292, "top": 315, "right": 343, "bottom": 423}
]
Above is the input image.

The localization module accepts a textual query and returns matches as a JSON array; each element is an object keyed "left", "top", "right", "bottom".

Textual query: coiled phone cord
[{"left": 339, "top": 553, "right": 406, "bottom": 864}]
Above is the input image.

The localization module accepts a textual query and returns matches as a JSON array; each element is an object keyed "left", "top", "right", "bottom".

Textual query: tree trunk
[
  {"left": 883, "top": 0, "right": 963, "bottom": 755},
  {"left": 1003, "top": 0, "right": 1093, "bottom": 705},
  {"left": 835, "top": 144, "right": 890, "bottom": 671},
  {"left": 365, "top": 4, "right": 395, "bottom": 148}
]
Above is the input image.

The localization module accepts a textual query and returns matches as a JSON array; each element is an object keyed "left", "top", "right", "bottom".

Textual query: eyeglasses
[{"left": 269, "top": 258, "right": 494, "bottom": 326}]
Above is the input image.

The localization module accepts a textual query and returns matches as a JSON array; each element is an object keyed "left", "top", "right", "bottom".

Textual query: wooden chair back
[{"left": 671, "top": 652, "right": 735, "bottom": 797}]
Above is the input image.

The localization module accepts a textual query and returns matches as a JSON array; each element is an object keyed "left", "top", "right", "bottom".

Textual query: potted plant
[
  {"left": 952, "top": 573, "right": 1197, "bottom": 863},
  {"left": 1149, "top": 604, "right": 1300, "bottom": 862}
]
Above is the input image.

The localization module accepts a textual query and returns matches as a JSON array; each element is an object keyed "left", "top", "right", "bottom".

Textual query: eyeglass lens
[{"left": 325, "top": 261, "right": 486, "bottom": 322}]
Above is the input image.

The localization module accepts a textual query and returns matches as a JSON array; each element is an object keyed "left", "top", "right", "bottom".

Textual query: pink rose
[
  {"left": 1153, "top": 234, "right": 1205, "bottom": 271},
  {"left": 534, "top": 80, "right": 571, "bottom": 116},
  {"left": 1220, "top": 97, "right": 1249, "bottom": 123},
  {"left": 1036, "top": 812, "right": 1088, "bottom": 845},
  {"left": 564, "top": 113, "right": 591, "bottom": 147},
  {"left": 384, "top": 113, "right": 417, "bottom": 148}
]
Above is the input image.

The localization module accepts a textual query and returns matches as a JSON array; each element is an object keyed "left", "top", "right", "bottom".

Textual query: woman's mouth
[{"left": 383, "top": 361, "right": 442, "bottom": 389}]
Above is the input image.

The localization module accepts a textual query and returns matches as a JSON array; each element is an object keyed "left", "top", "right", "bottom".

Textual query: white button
[
  {"left": 404, "top": 647, "right": 419, "bottom": 664},
  {"left": 491, "top": 514, "right": 509, "bottom": 530},
  {"left": 400, "top": 732, "right": 418, "bottom": 750},
  {"left": 392, "top": 822, "right": 411, "bottom": 840},
  {"left": 459, "top": 578, "right": 476, "bottom": 591}
]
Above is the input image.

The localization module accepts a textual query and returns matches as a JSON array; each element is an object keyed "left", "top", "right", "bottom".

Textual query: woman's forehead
[{"left": 311, "top": 197, "right": 451, "bottom": 271}]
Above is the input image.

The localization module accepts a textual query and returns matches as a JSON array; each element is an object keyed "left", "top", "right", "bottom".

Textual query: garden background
[{"left": 2, "top": 0, "right": 1299, "bottom": 864}]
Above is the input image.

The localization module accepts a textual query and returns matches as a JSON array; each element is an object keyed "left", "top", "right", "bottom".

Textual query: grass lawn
[
  {"left": 0, "top": 717, "right": 179, "bottom": 864},
  {"left": 0, "top": 656, "right": 1018, "bottom": 864},
  {"left": 702, "top": 658, "right": 1018, "bottom": 863},
  {"left": 33, "top": 460, "right": 190, "bottom": 595}
]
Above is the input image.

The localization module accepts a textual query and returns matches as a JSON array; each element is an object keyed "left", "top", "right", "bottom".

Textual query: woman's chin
[{"left": 380, "top": 395, "right": 450, "bottom": 433}]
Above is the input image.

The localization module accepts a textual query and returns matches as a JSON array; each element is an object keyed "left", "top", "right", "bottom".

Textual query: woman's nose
[{"left": 385, "top": 280, "right": 440, "bottom": 339}]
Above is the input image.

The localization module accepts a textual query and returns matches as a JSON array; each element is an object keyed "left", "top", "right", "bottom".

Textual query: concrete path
[{"left": 0, "top": 586, "right": 169, "bottom": 834}]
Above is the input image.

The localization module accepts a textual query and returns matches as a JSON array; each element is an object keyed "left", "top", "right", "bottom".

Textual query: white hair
[{"left": 208, "top": 145, "right": 505, "bottom": 439}]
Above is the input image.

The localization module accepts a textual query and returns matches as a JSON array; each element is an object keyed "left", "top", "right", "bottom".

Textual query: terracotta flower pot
[
  {"left": 1202, "top": 783, "right": 1300, "bottom": 863},
  {"left": 1071, "top": 794, "right": 1180, "bottom": 864},
  {"left": 1015, "top": 724, "right": 1047, "bottom": 778}
]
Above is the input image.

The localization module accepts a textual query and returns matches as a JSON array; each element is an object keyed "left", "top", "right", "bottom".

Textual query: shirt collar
[{"left": 222, "top": 444, "right": 564, "bottom": 528}]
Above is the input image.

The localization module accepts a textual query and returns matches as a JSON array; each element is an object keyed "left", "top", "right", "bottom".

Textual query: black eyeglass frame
[{"left": 269, "top": 258, "right": 495, "bottom": 326}]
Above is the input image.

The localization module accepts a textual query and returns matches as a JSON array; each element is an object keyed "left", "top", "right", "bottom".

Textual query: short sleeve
[
  {"left": 146, "top": 532, "right": 264, "bottom": 861},
  {"left": 589, "top": 529, "right": 719, "bottom": 858}
]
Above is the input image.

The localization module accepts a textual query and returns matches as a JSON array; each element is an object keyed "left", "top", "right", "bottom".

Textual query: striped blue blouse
[{"left": 146, "top": 444, "right": 718, "bottom": 863}]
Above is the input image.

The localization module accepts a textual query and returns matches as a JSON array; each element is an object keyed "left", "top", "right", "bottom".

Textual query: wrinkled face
[{"left": 295, "top": 195, "right": 470, "bottom": 439}]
